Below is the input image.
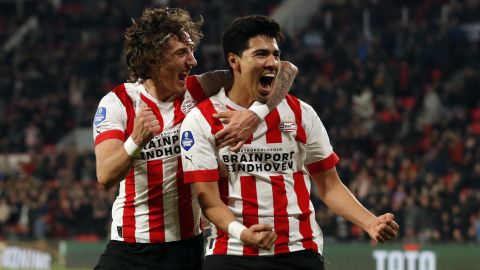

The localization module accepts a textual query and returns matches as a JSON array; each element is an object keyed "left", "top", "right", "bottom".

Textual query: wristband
[
  {"left": 228, "top": 221, "right": 247, "bottom": 241},
  {"left": 124, "top": 136, "right": 141, "bottom": 158},
  {"left": 249, "top": 101, "right": 270, "bottom": 120}
]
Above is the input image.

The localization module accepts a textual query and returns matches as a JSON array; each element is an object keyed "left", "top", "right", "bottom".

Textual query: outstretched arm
[{"left": 312, "top": 167, "right": 399, "bottom": 243}]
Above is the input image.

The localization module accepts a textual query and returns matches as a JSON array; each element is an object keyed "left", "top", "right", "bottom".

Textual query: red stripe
[
  {"left": 147, "top": 159, "right": 165, "bottom": 243},
  {"left": 186, "top": 76, "right": 207, "bottom": 102},
  {"left": 198, "top": 99, "right": 224, "bottom": 135},
  {"left": 265, "top": 108, "right": 282, "bottom": 143},
  {"left": 173, "top": 97, "right": 185, "bottom": 126},
  {"left": 95, "top": 130, "right": 124, "bottom": 145},
  {"left": 141, "top": 93, "right": 164, "bottom": 133},
  {"left": 240, "top": 176, "right": 259, "bottom": 256},
  {"left": 112, "top": 84, "right": 135, "bottom": 137},
  {"left": 122, "top": 168, "right": 136, "bottom": 242},
  {"left": 285, "top": 95, "right": 307, "bottom": 144},
  {"left": 293, "top": 171, "right": 318, "bottom": 252},
  {"left": 176, "top": 157, "right": 195, "bottom": 239},
  {"left": 213, "top": 177, "right": 229, "bottom": 254},
  {"left": 184, "top": 169, "right": 219, "bottom": 183},
  {"left": 306, "top": 152, "right": 340, "bottom": 175},
  {"left": 270, "top": 175, "right": 290, "bottom": 254}
]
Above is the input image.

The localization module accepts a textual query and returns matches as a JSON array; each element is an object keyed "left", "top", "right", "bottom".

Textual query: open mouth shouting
[
  {"left": 258, "top": 72, "right": 276, "bottom": 96},
  {"left": 178, "top": 70, "right": 190, "bottom": 86}
]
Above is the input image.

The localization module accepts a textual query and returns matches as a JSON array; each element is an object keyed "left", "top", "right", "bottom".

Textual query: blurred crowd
[{"left": 0, "top": 0, "right": 479, "bottom": 244}]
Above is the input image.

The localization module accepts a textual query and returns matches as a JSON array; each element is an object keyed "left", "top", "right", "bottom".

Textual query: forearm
[
  {"left": 320, "top": 181, "right": 376, "bottom": 231},
  {"left": 196, "top": 70, "right": 231, "bottom": 98},
  {"left": 194, "top": 183, "right": 276, "bottom": 249},
  {"left": 96, "top": 140, "right": 136, "bottom": 189},
  {"left": 265, "top": 62, "right": 297, "bottom": 111},
  {"left": 314, "top": 168, "right": 376, "bottom": 232},
  {"left": 194, "top": 182, "right": 237, "bottom": 232}
]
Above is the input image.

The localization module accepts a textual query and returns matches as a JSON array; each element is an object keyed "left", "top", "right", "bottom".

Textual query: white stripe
[
  {"left": 257, "top": 178, "right": 274, "bottom": 256},
  {"left": 310, "top": 202, "right": 324, "bottom": 254},
  {"left": 286, "top": 182, "right": 302, "bottom": 251},
  {"left": 205, "top": 226, "right": 217, "bottom": 256},
  {"left": 163, "top": 156, "right": 180, "bottom": 241},
  {"left": 226, "top": 174, "right": 243, "bottom": 255},
  {"left": 110, "top": 180, "right": 126, "bottom": 241},
  {"left": 134, "top": 162, "right": 150, "bottom": 242}
]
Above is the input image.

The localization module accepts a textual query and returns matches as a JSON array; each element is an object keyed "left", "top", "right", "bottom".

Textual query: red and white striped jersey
[
  {"left": 93, "top": 77, "right": 207, "bottom": 243},
  {"left": 180, "top": 89, "right": 339, "bottom": 256}
]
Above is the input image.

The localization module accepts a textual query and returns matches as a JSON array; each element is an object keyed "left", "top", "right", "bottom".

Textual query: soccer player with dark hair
[{"left": 181, "top": 15, "right": 399, "bottom": 270}]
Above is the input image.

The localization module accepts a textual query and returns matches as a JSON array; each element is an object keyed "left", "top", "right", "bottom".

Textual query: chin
[{"left": 177, "top": 84, "right": 187, "bottom": 93}]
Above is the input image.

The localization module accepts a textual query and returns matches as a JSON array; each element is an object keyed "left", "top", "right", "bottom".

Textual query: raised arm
[{"left": 311, "top": 167, "right": 399, "bottom": 243}]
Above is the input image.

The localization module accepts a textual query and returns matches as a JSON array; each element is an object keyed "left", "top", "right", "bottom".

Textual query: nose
[
  {"left": 186, "top": 51, "right": 197, "bottom": 69},
  {"left": 265, "top": 54, "right": 279, "bottom": 68}
]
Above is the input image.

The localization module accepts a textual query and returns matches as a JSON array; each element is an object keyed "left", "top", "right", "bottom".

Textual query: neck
[
  {"left": 143, "top": 79, "right": 175, "bottom": 102},
  {"left": 228, "top": 82, "right": 254, "bottom": 108}
]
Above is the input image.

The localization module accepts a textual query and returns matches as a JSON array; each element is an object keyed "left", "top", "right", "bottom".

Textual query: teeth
[{"left": 264, "top": 74, "right": 275, "bottom": 78}]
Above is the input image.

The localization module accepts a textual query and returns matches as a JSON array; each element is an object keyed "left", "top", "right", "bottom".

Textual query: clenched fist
[{"left": 131, "top": 107, "right": 161, "bottom": 147}]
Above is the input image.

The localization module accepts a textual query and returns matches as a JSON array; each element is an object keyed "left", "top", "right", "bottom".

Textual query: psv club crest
[
  {"left": 181, "top": 99, "right": 197, "bottom": 115},
  {"left": 279, "top": 121, "right": 297, "bottom": 133}
]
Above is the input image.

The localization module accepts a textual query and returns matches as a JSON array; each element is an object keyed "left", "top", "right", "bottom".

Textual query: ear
[{"left": 227, "top": 52, "right": 241, "bottom": 72}]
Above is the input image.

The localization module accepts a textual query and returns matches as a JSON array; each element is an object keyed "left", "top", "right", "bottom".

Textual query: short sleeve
[
  {"left": 303, "top": 104, "right": 339, "bottom": 175},
  {"left": 92, "top": 92, "right": 126, "bottom": 145},
  {"left": 180, "top": 108, "right": 220, "bottom": 183}
]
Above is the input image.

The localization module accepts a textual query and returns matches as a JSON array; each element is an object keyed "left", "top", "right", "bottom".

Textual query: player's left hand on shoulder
[
  {"left": 213, "top": 110, "right": 260, "bottom": 152},
  {"left": 367, "top": 213, "right": 400, "bottom": 243}
]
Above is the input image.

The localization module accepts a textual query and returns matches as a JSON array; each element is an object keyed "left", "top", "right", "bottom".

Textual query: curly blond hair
[{"left": 124, "top": 7, "right": 203, "bottom": 82}]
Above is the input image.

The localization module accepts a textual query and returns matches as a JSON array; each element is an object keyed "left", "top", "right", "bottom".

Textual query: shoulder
[
  {"left": 193, "top": 92, "right": 225, "bottom": 117},
  {"left": 185, "top": 75, "right": 206, "bottom": 102},
  {"left": 284, "top": 94, "right": 318, "bottom": 116},
  {"left": 183, "top": 96, "right": 214, "bottom": 125},
  {"left": 100, "top": 83, "right": 139, "bottom": 107}
]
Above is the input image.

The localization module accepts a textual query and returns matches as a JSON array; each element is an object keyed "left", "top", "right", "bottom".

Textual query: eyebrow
[
  {"left": 252, "top": 48, "right": 281, "bottom": 54},
  {"left": 172, "top": 47, "right": 190, "bottom": 54}
]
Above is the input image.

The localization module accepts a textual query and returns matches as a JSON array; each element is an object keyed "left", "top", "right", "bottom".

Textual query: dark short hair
[
  {"left": 124, "top": 7, "right": 203, "bottom": 82},
  {"left": 222, "top": 15, "right": 284, "bottom": 66}
]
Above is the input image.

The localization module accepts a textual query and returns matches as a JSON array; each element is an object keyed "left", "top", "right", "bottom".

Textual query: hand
[
  {"left": 240, "top": 224, "right": 277, "bottom": 250},
  {"left": 214, "top": 110, "right": 260, "bottom": 152},
  {"left": 131, "top": 107, "right": 161, "bottom": 146},
  {"left": 366, "top": 213, "right": 400, "bottom": 243}
]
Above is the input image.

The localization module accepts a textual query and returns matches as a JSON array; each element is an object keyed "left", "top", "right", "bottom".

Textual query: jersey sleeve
[
  {"left": 186, "top": 75, "right": 207, "bottom": 102},
  {"left": 180, "top": 108, "right": 220, "bottom": 183},
  {"left": 302, "top": 103, "right": 339, "bottom": 175},
  {"left": 92, "top": 92, "right": 126, "bottom": 145},
  {"left": 186, "top": 70, "right": 232, "bottom": 103}
]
